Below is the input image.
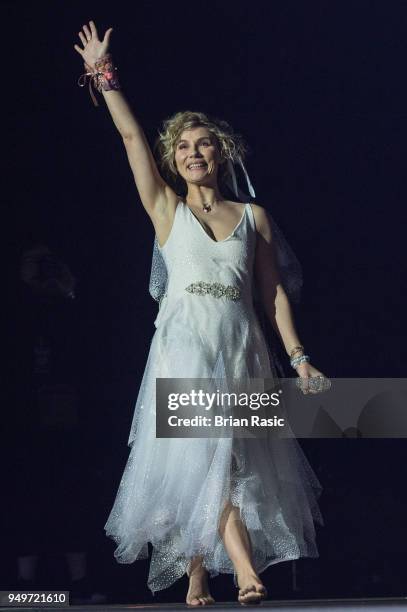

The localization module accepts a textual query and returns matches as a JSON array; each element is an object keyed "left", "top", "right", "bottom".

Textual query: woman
[{"left": 74, "top": 20, "right": 326, "bottom": 606}]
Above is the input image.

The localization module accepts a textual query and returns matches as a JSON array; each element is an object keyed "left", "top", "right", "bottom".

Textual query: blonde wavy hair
[{"left": 154, "top": 111, "right": 249, "bottom": 194}]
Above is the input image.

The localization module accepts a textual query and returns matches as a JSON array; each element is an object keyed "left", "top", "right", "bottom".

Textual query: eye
[{"left": 178, "top": 143, "right": 187, "bottom": 149}]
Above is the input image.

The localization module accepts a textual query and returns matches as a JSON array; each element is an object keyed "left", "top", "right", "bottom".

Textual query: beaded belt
[{"left": 185, "top": 281, "right": 241, "bottom": 301}]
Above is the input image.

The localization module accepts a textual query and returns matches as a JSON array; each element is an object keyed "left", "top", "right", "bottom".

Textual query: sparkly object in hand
[{"left": 296, "top": 375, "right": 331, "bottom": 394}]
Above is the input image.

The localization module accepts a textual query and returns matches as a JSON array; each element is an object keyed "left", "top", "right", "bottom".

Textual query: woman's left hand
[{"left": 295, "top": 362, "right": 329, "bottom": 394}]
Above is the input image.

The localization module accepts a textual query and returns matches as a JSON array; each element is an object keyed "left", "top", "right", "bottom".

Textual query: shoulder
[
  {"left": 224, "top": 200, "right": 271, "bottom": 236},
  {"left": 248, "top": 203, "right": 273, "bottom": 241},
  {"left": 224, "top": 199, "right": 263, "bottom": 219}
]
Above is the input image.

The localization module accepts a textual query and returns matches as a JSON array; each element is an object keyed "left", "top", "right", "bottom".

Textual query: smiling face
[{"left": 174, "top": 126, "right": 224, "bottom": 187}]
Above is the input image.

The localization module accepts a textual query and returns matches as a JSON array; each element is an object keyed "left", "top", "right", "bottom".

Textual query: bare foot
[
  {"left": 186, "top": 567, "right": 215, "bottom": 606},
  {"left": 237, "top": 571, "right": 267, "bottom": 606}
]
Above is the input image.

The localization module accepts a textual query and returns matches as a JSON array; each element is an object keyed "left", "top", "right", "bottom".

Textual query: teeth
[{"left": 188, "top": 163, "right": 206, "bottom": 169}]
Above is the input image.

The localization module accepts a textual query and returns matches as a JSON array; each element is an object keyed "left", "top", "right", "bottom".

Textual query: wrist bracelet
[
  {"left": 290, "top": 355, "right": 310, "bottom": 369},
  {"left": 77, "top": 53, "right": 121, "bottom": 107},
  {"left": 291, "top": 354, "right": 309, "bottom": 365},
  {"left": 94, "top": 54, "right": 120, "bottom": 91},
  {"left": 289, "top": 344, "right": 304, "bottom": 358}
]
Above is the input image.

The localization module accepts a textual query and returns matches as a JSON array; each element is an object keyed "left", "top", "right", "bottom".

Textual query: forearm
[
  {"left": 264, "top": 286, "right": 303, "bottom": 357},
  {"left": 100, "top": 88, "right": 165, "bottom": 194},
  {"left": 101, "top": 88, "right": 147, "bottom": 140}
]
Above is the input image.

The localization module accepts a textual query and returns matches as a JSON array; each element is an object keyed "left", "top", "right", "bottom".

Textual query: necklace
[{"left": 186, "top": 200, "right": 216, "bottom": 213}]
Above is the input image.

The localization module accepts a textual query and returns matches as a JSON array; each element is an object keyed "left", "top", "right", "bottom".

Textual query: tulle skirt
[{"left": 104, "top": 294, "right": 324, "bottom": 593}]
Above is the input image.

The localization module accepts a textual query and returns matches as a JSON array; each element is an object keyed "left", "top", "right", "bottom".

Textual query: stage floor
[{"left": 1, "top": 597, "right": 407, "bottom": 611}]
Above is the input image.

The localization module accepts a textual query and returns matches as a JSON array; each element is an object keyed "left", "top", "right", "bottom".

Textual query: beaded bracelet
[
  {"left": 290, "top": 355, "right": 310, "bottom": 369},
  {"left": 77, "top": 53, "right": 121, "bottom": 107},
  {"left": 291, "top": 354, "right": 309, "bottom": 365}
]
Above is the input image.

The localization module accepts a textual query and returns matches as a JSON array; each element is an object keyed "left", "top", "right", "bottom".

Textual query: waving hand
[{"left": 74, "top": 20, "right": 113, "bottom": 70}]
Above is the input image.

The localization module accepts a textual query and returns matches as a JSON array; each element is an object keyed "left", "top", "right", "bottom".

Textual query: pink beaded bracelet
[{"left": 77, "top": 53, "right": 121, "bottom": 107}]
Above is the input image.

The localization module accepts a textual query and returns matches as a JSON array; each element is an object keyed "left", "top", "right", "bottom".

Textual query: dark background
[{"left": 3, "top": 0, "right": 407, "bottom": 603}]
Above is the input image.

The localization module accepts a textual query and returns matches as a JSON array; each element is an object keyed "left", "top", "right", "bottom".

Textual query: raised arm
[{"left": 74, "top": 20, "right": 177, "bottom": 218}]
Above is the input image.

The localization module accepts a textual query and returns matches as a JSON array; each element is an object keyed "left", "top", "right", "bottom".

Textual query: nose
[
  {"left": 191, "top": 143, "right": 204, "bottom": 155},
  {"left": 189, "top": 152, "right": 203, "bottom": 162},
  {"left": 191, "top": 149, "right": 202, "bottom": 155}
]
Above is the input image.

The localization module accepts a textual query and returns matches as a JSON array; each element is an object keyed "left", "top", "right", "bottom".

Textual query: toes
[
  {"left": 240, "top": 585, "right": 255, "bottom": 595},
  {"left": 199, "top": 596, "right": 212, "bottom": 605},
  {"left": 239, "top": 583, "right": 266, "bottom": 603},
  {"left": 187, "top": 595, "right": 214, "bottom": 606}
]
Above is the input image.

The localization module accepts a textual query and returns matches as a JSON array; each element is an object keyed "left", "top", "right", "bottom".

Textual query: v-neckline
[{"left": 184, "top": 202, "right": 247, "bottom": 244}]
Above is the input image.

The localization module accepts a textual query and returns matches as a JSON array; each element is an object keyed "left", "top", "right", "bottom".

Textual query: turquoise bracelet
[{"left": 290, "top": 354, "right": 310, "bottom": 369}]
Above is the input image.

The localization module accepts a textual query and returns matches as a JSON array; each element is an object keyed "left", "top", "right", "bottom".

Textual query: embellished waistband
[{"left": 185, "top": 281, "right": 241, "bottom": 301}]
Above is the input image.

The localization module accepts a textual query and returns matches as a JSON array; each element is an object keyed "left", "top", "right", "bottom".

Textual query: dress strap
[{"left": 245, "top": 203, "right": 256, "bottom": 233}]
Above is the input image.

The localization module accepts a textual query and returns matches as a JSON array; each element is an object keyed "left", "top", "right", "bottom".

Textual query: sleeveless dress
[{"left": 104, "top": 201, "right": 324, "bottom": 594}]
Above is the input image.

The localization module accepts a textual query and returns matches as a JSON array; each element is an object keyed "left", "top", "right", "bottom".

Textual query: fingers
[
  {"left": 103, "top": 27, "right": 113, "bottom": 45},
  {"left": 83, "top": 23, "right": 92, "bottom": 41},
  {"left": 73, "top": 43, "right": 83, "bottom": 56},
  {"left": 75, "top": 20, "right": 112, "bottom": 57},
  {"left": 298, "top": 373, "right": 328, "bottom": 394},
  {"left": 297, "top": 374, "right": 310, "bottom": 394},
  {"left": 78, "top": 31, "right": 87, "bottom": 47},
  {"left": 89, "top": 20, "right": 99, "bottom": 39},
  {"left": 76, "top": 20, "right": 97, "bottom": 54}
]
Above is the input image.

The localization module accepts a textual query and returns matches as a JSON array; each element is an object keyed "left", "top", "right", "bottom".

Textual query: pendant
[{"left": 202, "top": 202, "right": 212, "bottom": 213}]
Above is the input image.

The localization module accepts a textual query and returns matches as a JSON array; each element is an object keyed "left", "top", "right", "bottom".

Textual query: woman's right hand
[{"left": 73, "top": 20, "right": 113, "bottom": 71}]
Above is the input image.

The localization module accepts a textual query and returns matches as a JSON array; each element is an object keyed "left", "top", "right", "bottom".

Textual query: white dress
[{"left": 104, "top": 201, "right": 324, "bottom": 594}]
